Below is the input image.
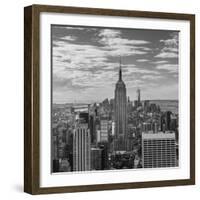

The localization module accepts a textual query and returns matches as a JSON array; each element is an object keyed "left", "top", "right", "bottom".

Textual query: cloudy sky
[{"left": 52, "top": 25, "right": 179, "bottom": 104}]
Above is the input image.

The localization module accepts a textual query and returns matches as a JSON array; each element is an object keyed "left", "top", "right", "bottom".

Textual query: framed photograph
[{"left": 24, "top": 4, "right": 195, "bottom": 194}]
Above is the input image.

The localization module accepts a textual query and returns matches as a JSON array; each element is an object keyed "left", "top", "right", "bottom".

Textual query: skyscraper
[
  {"left": 100, "top": 118, "right": 109, "bottom": 142},
  {"left": 134, "top": 89, "right": 142, "bottom": 108},
  {"left": 73, "top": 124, "right": 91, "bottom": 171},
  {"left": 114, "top": 60, "right": 127, "bottom": 151},
  {"left": 91, "top": 147, "right": 102, "bottom": 170},
  {"left": 142, "top": 132, "right": 177, "bottom": 168},
  {"left": 137, "top": 89, "right": 141, "bottom": 104},
  {"left": 161, "top": 111, "right": 172, "bottom": 132}
]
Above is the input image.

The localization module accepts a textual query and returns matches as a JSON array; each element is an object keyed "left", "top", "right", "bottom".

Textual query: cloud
[
  {"left": 100, "top": 37, "right": 150, "bottom": 46},
  {"left": 151, "top": 60, "right": 168, "bottom": 64},
  {"left": 137, "top": 59, "right": 150, "bottom": 62},
  {"left": 52, "top": 37, "right": 162, "bottom": 95},
  {"left": 53, "top": 26, "right": 86, "bottom": 30},
  {"left": 53, "top": 27, "right": 152, "bottom": 79},
  {"left": 141, "top": 75, "right": 163, "bottom": 80},
  {"left": 52, "top": 26, "right": 178, "bottom": 103},
  {"left": 53, "top": 75, "right": 93, "bottom": 92},
  {"left": 156, "top": 64, "right": 178, "bottom": 73},
  {"left": 122, "top": 65, "right": 160, "bottom": 76},
  {"left": 162, "top": 46, "right": 178, "bottom": 53},
  {"left": 98, "top": 29, "right": 150, "bottom": 46},
  {"left": 155, "top": 52, "right": 178, "bottom": 58},
  {"left": 52, "top": 36, "right": 151, "bottom": 80},
  {"left": 98, "top": 29, "right": 121, "bottom": 38},
  {"left": 155, "top": 32, "right": 179, "bottom": 58},
  {"left": 160, "top": 32, "right": 178, "bottom": 47},
  {"left": 60, "top": 35, "right": 77, "bottom": 41},
  {"left": 97, "top": 28, "right": 151, "bottom": 56}
]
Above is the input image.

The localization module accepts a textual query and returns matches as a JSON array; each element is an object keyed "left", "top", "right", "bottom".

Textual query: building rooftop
[{"left": 142, "top": 132, "right": 175, "bottom": 139}]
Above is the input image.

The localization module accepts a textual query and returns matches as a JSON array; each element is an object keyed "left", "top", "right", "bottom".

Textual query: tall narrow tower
[
  {"left": 73, "top": 124, "right": 91, "bottom": 171},
  {"left": 137, "top": 89, "right": 141, "bottom": 104},
  {"left": 114, "top": 59, "right": 127, "bottom": 151}
]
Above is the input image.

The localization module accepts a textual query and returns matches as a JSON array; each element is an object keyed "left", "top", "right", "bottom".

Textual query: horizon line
[{"left": 53, "top": 99, "right": 179, "bottom": 105}]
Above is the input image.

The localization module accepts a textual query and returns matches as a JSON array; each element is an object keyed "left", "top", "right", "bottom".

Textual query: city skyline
[{"left": 52, "top": 25, "right": 179, "bottom": 104}]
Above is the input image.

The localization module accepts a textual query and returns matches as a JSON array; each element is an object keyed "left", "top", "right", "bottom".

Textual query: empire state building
[{"left": 114, "top": 61, "right": 127, "bottom": 151}]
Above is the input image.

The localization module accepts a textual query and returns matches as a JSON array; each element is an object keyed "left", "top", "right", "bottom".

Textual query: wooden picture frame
[{"left": 24, "top": 4, "right": 195, "bottom": 194}]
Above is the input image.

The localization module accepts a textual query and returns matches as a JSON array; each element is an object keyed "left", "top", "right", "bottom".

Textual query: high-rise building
[
  {"left": 89, "top": 115, "right": 95, "bottom": 143},
  {"left": 137, "top": 88, "right": 141, "bottom": 104},
  {"left": 98, "top": 143, "right": 109, "bottom": 170},
  {"left": 170, "top": 114, "right": 178, "bottom": 131},
  {"left": 100, "top": 118, "right": 109, "bottom": 142},
  {"left": 165, "top": 111, "right": 172, "bottom": 130},
  {"left": 57, "top": 126, "right": 67, "bottom": 159},
  {"left": 73, "top": 124, "right": 91, "bottom": 171},
  {"left": 111, "top": 122, "right": 115, "bottom": 136},
  {"left": 161, "top": 111, "right": 172, "bottom": 132},
  {"left": 114, "top": 60, "right": 127, "bottom": 151},
  {"left": 134, "top": 89, "right": 142, "bottom": 108},
  {"left": 52, "top": 159, "right": 60, "bottom": 172},
  {"left": 52, "top": 125, "right": 59, "bottom": 173},
  {"left": 142, "top": 122, "right": 152, "bottom": 133},
  {"left": 144, "top": 100, "right": 150, "bottom": 112},
  {"left": 110, "top": 99, "right": 114, "bottom": 112},
  {"left": 97, "top": 130, "right": 101, "bottom": 143},
  {"left": 142, "top": 122, "right": 159, "bottom": 133},
  {"left": 52, "top": 126, "right": 58, "bottom": 160},
  {"left": 160, "top": 115, "right": 166, "bottom": 132},
  {"left": 152, "top": 122, "right": 158, "bottom": 133},
  {"left": 79, "top": 112, "right": 89, "bottom": 124},
  {"left": 142, "top": 132, "right": 177, "bottom": 168},
  {"left": 91, "top": 147, "right": 102, "bottom": 170}
]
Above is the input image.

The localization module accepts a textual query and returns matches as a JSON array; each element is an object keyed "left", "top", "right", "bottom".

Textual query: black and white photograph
[{"left": 51, "top": 25, "right": 179, "bottom": 173}]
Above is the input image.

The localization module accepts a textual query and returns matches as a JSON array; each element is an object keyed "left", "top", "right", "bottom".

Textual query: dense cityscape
[{"left": 51, "top": 63, "right": 179, "bottom": 173}]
